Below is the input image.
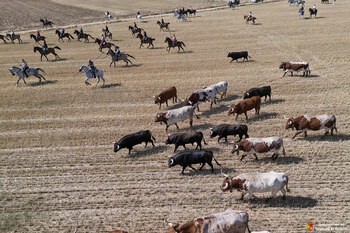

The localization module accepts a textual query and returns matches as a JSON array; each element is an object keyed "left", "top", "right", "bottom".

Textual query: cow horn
[
  {"left": 283, "top": 115, "right": 289, "bottom": 120},
  {"left": 170, "top": 158, "right": 174, "bottom": 165},
  {"left": 222, "top": 182, "right": 229, "bottom": 190},
  {"left": 157, "top": 96, "right": 161, "bottom": 100},
  {"left": 164, "top": 217, "right": 173, "bottom": 227}
]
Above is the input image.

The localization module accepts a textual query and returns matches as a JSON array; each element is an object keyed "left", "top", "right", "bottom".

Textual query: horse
[
  {"left": 55, "top": 30, "right": 74, "bottom": 42},
  {"left": 106, "top": 49, "right": 135, "bottom": 68},
  {"left": 102, "top": 29, "right": 113, "bottom": 40},
  {"left": 136, "top": 33, "right": 155, "bottom": 49},
  {"left": 321, "top": 0, "right": 329, "bottom": 3},
  {"left": 73, "top": 30, "right": 94, "bottom": 42},
  {"left": 309, "top": 8, "right": 317, "bottom": 18},
  {"left": 30, "top": 34, "right": 46, "bottom": 43},
  {"left": 105, "top": 12, "right": 112, "bottom": 20},
  {"left": 94, "top": 38, "right": 115, "bottom": 52},
  {"left": 164, "top": 37, "right": 186, "bottom": 53},
  {"left": 78, "top": 65, "right": 105, "bottom": 86},
  {"left": 33, "top": 46, "right": 61, "bottom": 61},
  {"left": 128, "top": 26, "right": 142, "bottom": 37},
  {"left": 172, "top": 10, "right": 186, "bottom": 21},
  {"left": 186, "top": 9, "right": 196, "bottom": 17},
  {"left": 9, "top": 66, "right": 46, "bottom": 86},
  {"left": 40, "top": 19, "right": 54, "bottom": 28},
  {"left": 243, "top": 15, "right": 257, "bottom": 24},
  {"left": 0, "top": 35, "right": 8, "bottom": 43},
  {"left": 6, "top": 34, "right": 22, "bottom": 44},
  {"left": 156, "top": 21, "right": 170, "bottom": 31}
]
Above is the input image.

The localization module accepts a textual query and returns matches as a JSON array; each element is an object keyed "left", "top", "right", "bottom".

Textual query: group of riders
[{"left": 298, "top": 4, "right": 317, "bottom": 17}]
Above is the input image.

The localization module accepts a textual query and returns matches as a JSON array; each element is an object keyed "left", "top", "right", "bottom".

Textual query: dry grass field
[{"left": 1, "top": 0, "right": 350, "bottom": 232}]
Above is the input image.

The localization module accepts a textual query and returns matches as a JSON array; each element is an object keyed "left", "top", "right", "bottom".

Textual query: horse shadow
[
  {"left": 306, "top": 74, "right": 320, "bottom": 78},
  {"left": 262, "top": 98, "right": 285, "bottom": 105},
  {"left": 258, "top": 156, "right": 304, "bottom": 165},
  {"left": 120, "top": 63, "right": 142, "bottom": 68},
  {"left": 303, "top": 133, "right": 350, "bottom": 142},
  {"left": 48, "top": 58, "right": 67, "bottom": 62},
  {"left": 100, "top": 83, "right": 121, "bottom": 89},
  {"left": 27, "top": 80, "right": 58, "bottom": 87},
  {"left": 303, "top": 16, "right": 326, "bottom": 20},
  {"left": 126, "top": 145, "right": 167, "bottom": 158},
  {"left": 201, "top": 105, "right": 229, "bottom": 118},
  {"left": 253, "top": 23, "right": 262, "bottom": 26},
  {"left": 181, "top": 50, "right": 193, "bottom": 54},
  {"left": 247, "top": 112, "right": 279, "bottom": 122},
  {"left": 247, "top": 196, "right": 318, "bottom": 208}
]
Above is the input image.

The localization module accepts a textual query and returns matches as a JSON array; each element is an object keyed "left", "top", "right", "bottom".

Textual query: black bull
[
  {"left": 114, "top": 130, "right": 156, "bottom": 154},
  {"left": 227, "top": 51, "right": 250, "bottom": 62}
]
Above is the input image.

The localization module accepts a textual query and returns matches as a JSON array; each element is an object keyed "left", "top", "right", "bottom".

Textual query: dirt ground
[{"left": 0, "top": 0, "right": 349, "bottom": 232}]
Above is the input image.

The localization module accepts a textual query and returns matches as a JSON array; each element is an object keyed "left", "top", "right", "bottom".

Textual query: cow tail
[
  {"left": 212, "top": 155, "right": 221, "bottom": 166},
  {"left": 285, "top": 175, "right": 290, "bottom": 192},
  {"left": 246, "top": 220, "right": 251, "bottom": 233},
  {"left": 333, "top": 116, "right": 338, "bottom": 133},
  {"left": 148, "top": 130, "right": 156, "bottom": 142},
  {"left": 282, "top": 140, "right": 286, "bottom": 156}
]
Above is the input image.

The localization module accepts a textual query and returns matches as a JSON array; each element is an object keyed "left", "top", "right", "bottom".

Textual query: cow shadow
[
  {"left": 222, "top": 94, "right": 240, "bottom": 102},
  {"left": 306, "top": 74, "right": 320, "bottom": 78},
  {"left": 151, "top": 47, "right": 166, "bottom": 50},
  {"left": 303, "top": 133, "right": 350, "bottom": 142},
  {"left": 127, "top": 145, "right": 167, "bottom": 158},
  {"left": 258, "top": 156, "right": 304, "bottom": 165},
  {"left": 247, "top": 196, "right": 318, "bottom": 208},
  {"left": 248, "top": 112, "right": 279, "bottom": 122},
  {"left": 166, "top": 101, "right": 185, "bottom": 110},
  {"left": 100, "top": 83, "right": 121, "bottom": 88},
  {"left": 27, "top": 80, "right": 58, "bottom": 87},
  {"left": 185, "top": 122, "right": 214, "bottom": 131},
  {"left": 201, "top": 105, "right": 228, "bottom": 118},
  {"left": 262, "top": 98, "right": 285, "bottom": 105}
]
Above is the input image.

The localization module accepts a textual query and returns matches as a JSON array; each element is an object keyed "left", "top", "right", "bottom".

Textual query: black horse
[
  {"left": 309, "top": 8, "right": 317, "bottom": 18},
  {"left": 186, "top": 9, "right": 196, "bottom": 17},
  {"left": 40, "top": 19, "right": 54, "bottom": 28},
  {"left": 73, "top": 30, "right": 94, "bottom": 42},
  {"left": 55, "top": 30, "right": 74, "bottom": 42}
]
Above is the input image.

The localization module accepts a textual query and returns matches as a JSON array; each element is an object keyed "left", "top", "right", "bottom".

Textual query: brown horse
[
  {"left": 128, "top": 26, "right": 142, "bottom": 37},
  {"left": 33, "top": 46, "right": 61, "bottom": 61},
  {"left": 95, "top": 38, "right": 115, "bottom": 52},
  {"left": 40, "top": 19, "right": 54, "bottom": 28},
  {"left": 106, "top": 49, "right": 135, "bottom": 68},
  {"left": 73, "top": 30, "right": 94, "bottom": 42},
  {"left": 55, "top": 30, "right": 74, "bottom": 42},
  {"left": 6, "top": 34, "right": 22, "bottom": 44},
  {"left": 156, "top": 21, "right": 170, "bottom": 31},
  {"left": 244, "top": 15, "right": 256, "bottom": 24},
  {"left": 0, "top": 35, "right": 8, "bottom": 43},
  {"left": 165, "top": 37, "right": 186, "bottom": 53},
  {"left": 136, "top": 33, "right": 155, "bottom": 49},
  {"left": 30, "top": 34, "right": 46, "bottom": 43},
  {"left": 102, "top": 29, "right": 113, "bottom": 40}
]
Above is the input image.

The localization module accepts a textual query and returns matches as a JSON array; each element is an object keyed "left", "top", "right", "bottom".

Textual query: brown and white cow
[
  {"left": 155, "top": 106, "right": 199, "bottom": 131},
  {"left": 285, "top": 114, "right": 337, "bottom": 139},
  {"left": 155, "top": 86, "right": 177, "bottom": 109},
  {"left": 109, "top": 230, "right": 128, "bottom": 233},
  {"left": 165, "top": 209, "right": 251, "bottom": 233},
  {"left": 221, "top": 171, "right": 290, "bottom": 200},
  {"left": 279, "top": 62, "right": 310, "bottom": 77},
  {"left": 228, "top": 96, "right": 261, "bottom": 121},
  {"left": 231, "top": 137, "right": 285, "bottom": 161}
]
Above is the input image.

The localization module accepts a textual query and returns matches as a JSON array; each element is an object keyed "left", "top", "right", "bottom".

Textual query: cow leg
[
  {"left": 197, "top": 142, "right": 202, "bottom": 150},
  {"left": 183, "top": 145, "right": 187, "bottom": 150},
  {"left": 244, "top": 112, "right": 248, "bottom": 120},
  {"left": 175, "top": 123, "right": 179, "bottom": 129},
  {"left": 269, "top": 94, "right": 271, "bottom": 101},
  {"left": 235, "top": 114, "right": 239, "bottom": 121},
  {"left": 253, "top": 153, "right": 259, "bottom": 160},
  {"left": 189, "top": 120, "right": 193, "bottom": 128},
  {"left": 151, "top": 139, "right": 155, "bottom": 147},
  {"left": 291, "top": 71, "right": 293, "bottom": 77},
  {"left": 322, "top": 130, "right": 329, "bottom": 138},
  {"left": 199, "top": 163, "right": 206, "bottom": 171},
  {"left": 128, "top": 147, "right": 133, "bottom": 154},
  {"left": 189, "top": 165, "right": 196, "bottom": 171},
  {"left": 181, "top": 166, "right": 187, "bottom": 174},
  {"left": 166, "top": 125, "right": 169, "bottom": 131},
  {"left": 166, "top": 100, "right": 168, "bottom": 107},
  {"left": 292, "top": 131, "right": 303, "bottom": 139},
  {"left": 174, "top": 145, "right": 179, "bottom": 152},
  {"left": 225, "top": 136, "right": 228, "bottom": 143},
  {"left": 240, "top": 154, "right": 247, "bottom": 161},
  {"left": 230, "top": 59, "right": 233, "bottom": 63},
  {"left": 208, "top": 162, "right": 214, "bottom": 172},
  {"left": 240, "top": 193, "right": 245, "bottom": 200},
  {"left": 144, "top": 141, "right": 148, "bottom": 148},
  {"left": 281, "top": 188, "right": 287, "bottom": 200},
  {"left": 304, "top": 131, "right": 307, "bottom": 137},
  {"left": 217, "top": 136, "right": 222, "bottom": 142}
]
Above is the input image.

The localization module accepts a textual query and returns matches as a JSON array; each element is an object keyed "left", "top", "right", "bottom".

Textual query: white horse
[
  {"left": 9, "top": 66, "right": 46, "bottom": 86},
  {"left": 79, "top": 65, "right": 105, "bottom": 86}
]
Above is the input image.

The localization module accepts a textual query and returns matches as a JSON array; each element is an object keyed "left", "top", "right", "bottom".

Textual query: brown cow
[
  {"left": 285, "top": 114, "right": 337, "bottom": 139},
  {"left": 228, "top": 96, "right": 261, "bottom": 120},
  {"left": 155, "top": 86, "right": 177, "bottom": 109},
  {"left": 165, "top": 209, "right": 251, "bottom": 233},
  {"left": 279, "top": 62, "right": 310, "bottom": 77}
]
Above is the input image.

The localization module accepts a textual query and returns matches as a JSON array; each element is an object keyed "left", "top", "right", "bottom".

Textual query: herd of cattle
[{"left": 2, "top": 1, "right": 340, "bottom": 233}]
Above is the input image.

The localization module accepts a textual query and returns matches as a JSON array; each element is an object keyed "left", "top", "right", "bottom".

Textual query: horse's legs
[
  {"left": 114, "top": 61, "right": 116, "bottom": 68},
  {"left": 100, "top": 75, "right": 105, "bottom": 86},
  {"left": 34, "top": 75, "right": 42, "bottom": 83},
  {"left": 96, "top": 77, "right": 100, "bottom": 86},
  {"left": 39, "top": 74, "right": 46, "bottom": 81},
  {"left": 109, "top": 61, "right": 113, "bottom": 67},
  {"left": 44, "top": 54, "right": 49, "bottom": 61},
  {"left": 127, "top": 59, "right": 132, "bottom": 65}
]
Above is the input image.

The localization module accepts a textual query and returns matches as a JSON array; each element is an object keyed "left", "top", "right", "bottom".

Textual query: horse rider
[
  {"left": 42, "top": 40, "right": 48, "bottom": 53},
  {"left": 143, "top": 30, "right": 148, "bottom": 41},
  {"left": 172, "top": 34, "right": 177, "bottom": 46},
  {"left": 313, "top": 4, "right": 317, "bottom": 12},
  {"left": 36, "top": 30, "right": 41, "bottom": 40},
  {"left": 299, "top": 5, "right": 304, "bottom": 14},
  {"left": 10, "top": 30, "right": 15, "bottom": 40},
  {"left": 189, "top": 6, "right": 193, "bottom": 11},
  {"left": 134, "top": 22, "right": 138, "bottom": 29},
  {"left": 100, "top": 34, "right": 106, "bottom": 49},
  {"left": 161, "top": 18, "right": 165, "bottom": 26},
  {"left": 88, "top": 59, "right": 97, "bottom": 79},
  {"left": 247, "top": 11, "right": 252, "bottom": 20},
  {"left": 115, "top": 46, "right": 121, "bottom": 59},
  {"left": 79, "top": 27, "right": 84, "bottom": 39},
  {"left": 136, "top": 11, "right": 141, "bottom": 19},
  {"left": 22, "top": 59, "right": 29, "bottom": 78},
  {"left": 61, "top": 28, "right": 65, "bottom": 38},
  {"left": 44, "top": 17, "right": 48, "bottom": 25},
  {"left": 105, "top": 25, "right": 109, "bottom": 36}
]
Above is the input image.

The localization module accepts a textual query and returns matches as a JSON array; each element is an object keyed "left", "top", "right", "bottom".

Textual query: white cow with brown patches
[
  {"left": 155, "top": 106, "right": 198, "bottom": 131},
  {"left": 279, "top": 62, "right": 310, "bottom": 77},
  {"left": 232, "top": 136, "right": 285, "bottom": 161},
  {"left": 166, "top": 209, "right": 251, "bottom": 233},
  {"left": 221, "top": 171, "right": 290, "bottom": 200},
  {"left": 285, "top": 114, "right": 337, "bottom": 139}
]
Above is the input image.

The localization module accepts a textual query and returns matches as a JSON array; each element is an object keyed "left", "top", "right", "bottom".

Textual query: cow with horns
[
  {"left": 155, "top": 106, "right": 199, "bottom": 131},
  {"left": 113, "top": 130, "right": 156, "bottom": 154},
  {"left": 228, "top": 96, "right": 261, "bottom": 121},
  {"left": 285, "top": 114, "right": 337, "bottom": 139},
  {"left": 154, "top": 86, "right": 177, "bottom": 109},
  {"left": 231, "top": 137, "right": 285, "bottom": 161},
  {"left": 221, "top": 171, "right": 290, "bottom": 200},
  {"left": 165, "top": 209, "right": 251, "bottom": 233},
  {"left": 279, "top": 62, "right": 310, "bottom": 77}
]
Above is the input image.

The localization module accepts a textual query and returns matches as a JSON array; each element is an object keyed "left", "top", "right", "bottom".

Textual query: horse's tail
[
  {"left": 54, "top": 46, "right": 61, "bottom": 50},
  {"left": 151, "top": 38, "right": 155, "bottom": 41},
  {"left": 69, "top": 34, "right": 75, "bottom": 39},
  {"left": 181, "top": 42, "right": 186, "bottom": 47},
  {"left": 88, "top": 34, "right": 95, "bottom": 39},
  {"left": 126, "top": 54, "right": 135, "bottom": 59},
  {"left": 37, "top": 68, "right": 47, "bottom": 75}
]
